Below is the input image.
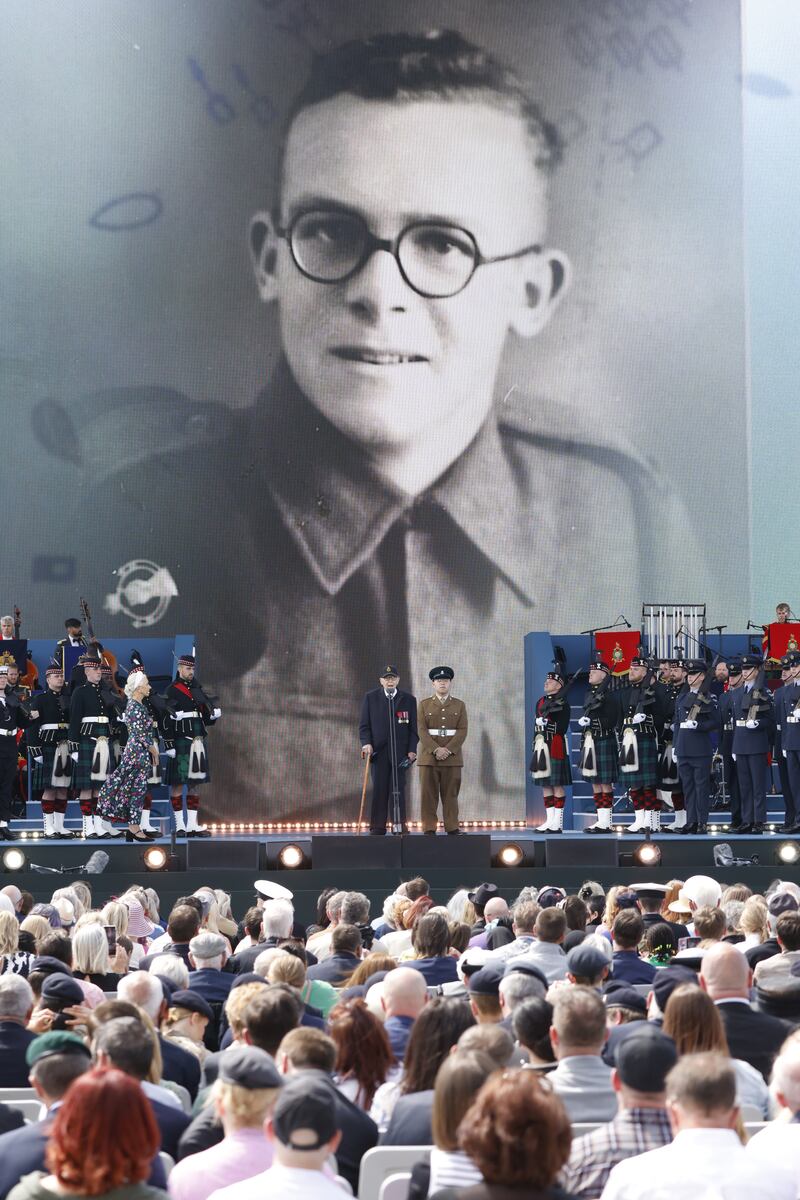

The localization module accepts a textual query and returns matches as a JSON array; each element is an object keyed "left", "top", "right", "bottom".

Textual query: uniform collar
[{"left": 248, "top": 361, "right": 540, "bottom": 600}]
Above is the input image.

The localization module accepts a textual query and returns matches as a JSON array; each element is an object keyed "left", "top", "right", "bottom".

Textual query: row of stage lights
[{"left": 204, "top": 819, "right": 528, "bottom": 834}]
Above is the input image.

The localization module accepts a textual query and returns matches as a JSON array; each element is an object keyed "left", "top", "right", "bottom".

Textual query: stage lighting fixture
[
  {"left": 776, "top": 841, "right": 800, "bottom": 866},
  {"left": 278, "top": 843, "right": 307, "bottom": 869},
  {"left": 142, "top": 845, "right": 169, "bottom": 872},
  {"left": 633, "top": 840, "right": 661, "bottom": 868},
  {"left": 2, "top": 848, "right": 27, "bottom": 873},
  {"left": 497, "top": 842, "right": 524, "bottom": 868}
]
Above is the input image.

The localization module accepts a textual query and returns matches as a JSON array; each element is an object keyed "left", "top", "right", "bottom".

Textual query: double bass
[{"left": 79, "top": 597, "right": 122, "bottom": 695}]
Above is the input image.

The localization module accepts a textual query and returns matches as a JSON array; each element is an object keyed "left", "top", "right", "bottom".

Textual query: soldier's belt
[
  {"left": 736, "top": 719, "right": 748, "bottom": 727},
  {"left": 85, "top": 716, "right": 110, "bottom": 723},
  {"left": 428, "top": 728, "right": 457, "bottom": 737},
  {"left": 40, "top": 723, "right": 68, "bottom": 732},
  {"left": 0, "top": 728, "right": 17, "bottom": 737},
  {"left": 788, "top": 716, "right": 800, "bottom": 724},
  {"left": 174, "top": 710, "right": 199, "bottom": 720}
]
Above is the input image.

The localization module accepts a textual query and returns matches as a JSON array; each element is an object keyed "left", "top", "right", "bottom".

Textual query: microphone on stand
[{"left": 618, "top": 613, "right": 632, "bottom": 629}]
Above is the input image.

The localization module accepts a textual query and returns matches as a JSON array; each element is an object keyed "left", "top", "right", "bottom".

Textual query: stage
[{"left": 4, "top": 825, "right": 798, "bottom": 921}]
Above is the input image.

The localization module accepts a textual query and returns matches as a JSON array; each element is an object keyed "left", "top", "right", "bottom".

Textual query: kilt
[
  {"left": 580, "top": 733, "right": 619, "bottom": 783},
  {"left": 165, "top": 735, "right": 210, "bottom": 786},
  {"left": 545, "top": 754, "right": 573, "bottom": 787},
  {"left": 30, "top": 742, "right": 71, "bottom": 791},
  {"left": 619, "top": 730, "right": 659, "bottom": 788},
  {"left": 72, "top": 737, "right": 112, "bottom": 790}
]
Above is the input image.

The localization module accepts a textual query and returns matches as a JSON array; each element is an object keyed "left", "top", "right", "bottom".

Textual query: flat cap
[
  {"left": 218, "top": 1043, "right": 283, "bottom": 1089},
  {"left": 567, "top": 943, "right": 611, "bottom": 979},
  {"left": 170, "top": 989, "right": 214, "bottom": 1021},
  {"left": 41, "top": 974, "right": 84, "bottom": 1006}
]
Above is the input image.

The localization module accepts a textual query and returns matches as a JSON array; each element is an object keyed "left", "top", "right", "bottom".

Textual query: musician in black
[
  {"left": 773, "top": 655, "right": 797, "bottom": 832},
  {"left": 656, "top": 657, "right": 688, "bottom": 831},
  {"left": 530, "top": 667, "right": 572, "bottom": 834},
  {"left": 163, "top": 654, "right": 220, "bottom": 838},
  {"left": 619, "top": 655, "right": 667, "bottom": 834},
  {"left": 28, "top": 661, "right": 73, "bottom": 839},
  {"left": 577, "top": 659, "right": 619, "bottom": 834},
  {"left": 0, "top": 665, "right": 23, "bottom": 841},
  {"left": 68, "top": 652, "right": 121, "bottom": 839},
  {"left": 719, "top": 657, "right": 744, "bottom": 830},
  {"left": 673, "top": 659, "right": 720, "bottom": 834},
  {"left": 780, "top": 651, "right": 800, "bottom": 834},
  {"left": 731, "top": 653, "right": 775, "bottom": 834}
]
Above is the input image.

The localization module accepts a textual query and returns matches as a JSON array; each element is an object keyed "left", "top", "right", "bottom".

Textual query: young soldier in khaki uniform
[{"left": 416, "top": 667, "right": 468, "bottom": 835}]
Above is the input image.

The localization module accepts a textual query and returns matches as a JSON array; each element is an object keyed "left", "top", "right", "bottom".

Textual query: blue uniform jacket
[
  {"left": 359, "top": 687, "right": 419, "bottom": 760},
  {"left": 731, "top": 685, "right": 775, "bottom": 755},
  {"left": 781, "top": 681, "right": 800, "bottom": 753},
  {"left": 674, "top": 688, "right": 719, "bottom": 759}
]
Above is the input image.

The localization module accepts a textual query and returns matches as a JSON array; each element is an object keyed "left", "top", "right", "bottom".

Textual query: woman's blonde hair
[
  {"left": 20, "top": 914, "right": 51, "bottom": 949},
  {"left": 101, "top": 902, "right": 128, "bottom": 938},
  {"left": 740, "top": 896, "right": 769, "bottom": 941},
  {"left": 268, "top": 955, "right": 306, "bottom": 989},
  {"left": 0, "top": 910, "right": 19, "bottom": 956}
]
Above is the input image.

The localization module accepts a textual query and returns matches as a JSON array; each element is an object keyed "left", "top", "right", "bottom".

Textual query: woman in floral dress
[{"left": 95, "top": 671, "right": 156, "bottom": 842}]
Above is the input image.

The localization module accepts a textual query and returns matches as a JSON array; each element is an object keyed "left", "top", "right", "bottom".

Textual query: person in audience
[
  {"left": 229, "top": 907, "right": 262, "bottom": 955},
  {"left": 405, "top": 913, "right": 460, "bottom": 985},
  {"left": 603, "top": 984, "right": 647, "bottom": 1030},
  {"left": 484, "top": 901, "right": 539, "bottom": 963},
  {"left": 92, "top": 1016, "right": 191, "bottom": 1157},
  {"left": 610, "top": 911, "right": 656, "bottom": 984},
  {"left": 161, "top": 991, "right": 213, "bottom": 1066},
  {"left": 140, "top": 905, "right": 201, "bottom": 972},
  {"left": 273, "top": 1027, "right": 378, "bottom": 1194},
  {"left": 380, "top": 898, "right": 414, "bottom": 958},
  {"left": 378, "top": 967, "right": 428, "bottom": 1059},
  {"left": 722, "top": 899, "right": 746, "bottom": 943},
  {"left": 118, "top": 970, "right": 201, "bottom": 1101},
  {"left": 72, "top": 924, "right": 123, "bottom": 993},
  {"left": 206, "top": 1074, "right": 345, "bottom": 1200},
  {"left": 188, "top": 933, "right": 234, "bottom": 1002},
  {"left": 635, "top": 883, "right": 688, "bottom": 940},
  {"left": 306, "top": 924, "right": 363, "bottom": 985},
  {"left": 167, "top": 1046, "right": 282, "bottom": 1200},
  {"left": 202, "top": 980, "right": 267, "bottom": 1084},
  {"left": 512, "top": 996, "right": 556, "bottom": 1071},
  {"left": 446, "top": 889, "right": 477, "bottom": 930},
  {"left": 470, "top": 897, "right": 512, "bottom": 951},
  {"left": 662, "top": 983, "right": 769, "bottom": 1115},
  {"left": 304, "top": 887, "right": 338, "bottom": 938},
  {"left": 19, "top": 916, "right": 52, "bottom": 951},
  {"left": 754, "top": 911, "right": 800, "bottom": 984},
  {"left": 745, "top": 893, "right": 793, "bottom": 969},
  {"left": 340, "top": 953, "right": 397, "bottom": 993},
  {"left": 6, "top": 1068, "right": 165, "bottom": 1200},
  {"left": 640, "top": 923, "right": 678, "bottom": 966},
  {"left": 549, "top": 986, "right": 617, "bottom": 1121},
  {"left": 738, "top": 896, "right": 770, "bottom": 954},
  {"left": 149, "top": 954, "right": 190, "bottom": 991},
  {"left": 692, "top": 905, "right": 727, "bottom": 949},
  {"left": 498, "top": 967, "right": 547, "bottom": 1033},
  {"left": 700, "top": 942, "right": 790, "bottom": 1080},
  {"left": 265, "top": 954, "right": 324, "bottom": 1029},
  {"left": 565, "top": 941, "right": 612, "bottom": 987},
  {"left": 408, "top": 1052, "right": 497, "bottom": 1198},
  {"left": 434, "top": 1068, "right": 572, "bottom": 1200},
  {"left": 329, "top": 996, "right": 397, "bottom": 1109},
  {"left": 339, "top": 891, "right": 389, "bottom": 955},
  {"left": 456, "top": 1024, "right": 515, "bottom": 1069},
  {"left": 746, "top": 1044, "right": 800, "bottom": 1184},
  {"left": 563, "top": 1024, "right": 676, "bottom": 1199},
  {"left": 600, "top": 1052, "right": 795, "bottom": 1200},
  {"left": 0, "top": 976, "right": 36, "bottom": 1085},
  {"left": 466, "top": 964, "right": 506, "bottom": 1025},
  {"left": 0, "top": 1033, "right": 97, "bottom": 1200},
  {"left": 514, "top": 907, "right": 567, "bottom": 983},
  {"left": 0, "top": 912, "right": 34, "bottom": 978},
  {"left": 305, "top": 891, "right": 347, "bottom": 961},
  {"left": 376, "top": 997, "right": 475, "bottom": 1140},
  {"left": 230, "top": 898, "right": 295, "bottom": 973}
]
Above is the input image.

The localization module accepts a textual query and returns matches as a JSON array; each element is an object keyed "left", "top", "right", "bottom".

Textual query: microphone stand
[
  {"left": 578, "top": 616, "right": 634, "bottom": 662},
  {"left": 387, "top": 691, "right": 403, "bottom": 836}
]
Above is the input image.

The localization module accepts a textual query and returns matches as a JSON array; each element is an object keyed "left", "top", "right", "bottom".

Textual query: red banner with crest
[
  {"left": 595, "top": 631, "right": 641, "bottom": 675},
  {"left": 763, "top": 622, "right": 800, "bottom": 661}
]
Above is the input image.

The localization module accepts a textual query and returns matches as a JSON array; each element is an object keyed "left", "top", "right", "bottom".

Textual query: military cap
[
  {"left": 467, "top": 962, "right": 505, "bottom": 996},
  {"left": 379, "top": 664, "right": 399, "bottom": 677},
  {"left": 503, "top": 959, "right": 548, "bottom": 990},
  {"left": 26, "top": 1031, "right": 92, "bottom": 1068},
  {"left": 602, "top": 982, "right": 647, "bottom": 1014},
  {"left": 615, "top": 1025, "right": 677, "bottom": 1089},
  {"left": 589, "top": 659, "right": 611, "bottom": 674},
  {"left": 429, "top": 666, "right": 454, "bottom": 681},
  {"left": 741, "top": 653, "right": 763, "bottom": 668},
  {"left": 546, "top": 668, "right": 565, "bottom": 684},
  {"left": 41, "top": 974, "right": 85, "bottom": 1006},
  {"left": 178, "top": 654, "right": 195, "bottom": 666},
  {"left": 685, "top": 659, "right": 706, "bottom": 674},
  {"left": 632, "top": 882, "right": 668, "bottom": 900},
  {"left": 254, "top": 878, "right": 294, "bottom": 902},
  {"left": 218, "top": 1043, "right": 283, "bottom": 1089},
  {"left": 45, "top": 659, "right": 64, "bottom": 678},
  {"left": 630, "top": 655, "right": 649, "bottom": 667},
  {"left": 566, "top": 942, "right": 610, "bottom": 979},
  {"left": 78, "top": 652, "right": 102, "bottom": 668},
  {"left": 169, "top": 989, "right": 215, "bottom": 1021}
]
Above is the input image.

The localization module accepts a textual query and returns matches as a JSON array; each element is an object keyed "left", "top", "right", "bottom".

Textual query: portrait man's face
[
  {"left": 0, "top": 620, "right": 13, "bottom": 637},
  {"left": 253, "top": 95, "right": 567, "bottom": 460},
  {"left": 628, "top": 663, "right": 645, "bottom": 683},
  {"left": 588, "top": 668, "right": 605, "bottom": 686},
  {"left": 433, "top": 678, "right": 450, "bottom": 698}
]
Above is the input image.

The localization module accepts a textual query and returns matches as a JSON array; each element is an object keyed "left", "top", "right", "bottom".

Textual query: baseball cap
[
  {"left": 272, "top": 1075, "right": 338, "bottom": 1150},
  {"left": 615, "top": 1025, "right": 677, "bottom": 1091},
  {"left": 567, "top": 942, "right": 611, "bottom": 979},
  {"left": 218, "top": 1044, "right": 282, "bottom": 1089}
]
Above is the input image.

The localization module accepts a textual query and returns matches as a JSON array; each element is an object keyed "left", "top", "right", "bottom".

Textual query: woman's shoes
[{"left": 125, "top": 829, "right": 150, "bottom": 842}]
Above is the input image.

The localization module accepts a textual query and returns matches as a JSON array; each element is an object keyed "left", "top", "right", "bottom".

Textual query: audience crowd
[{"left": 1, "top": 873, "right": 800, "bottom": 1199}]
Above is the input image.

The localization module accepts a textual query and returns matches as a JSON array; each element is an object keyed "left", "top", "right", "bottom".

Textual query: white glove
[
  {"left": 535, "top": 717, "right": 546, "bottom": 728},
  {"left": 732, "top": 753, "right": 737, "bottom": 762},
  {"left": 680, "top": 720, "right": 698, "bottom": 730},
  {"left": 745, "top": 719, "right": 759, "bottom": 729},
  {"left": 165, "top": 748, "right": 176, "bottom": 758},
  {"left": 212, "top": 707, "right": 222, "bottom": 720},
  {"left": 34, "top": 755, "right": 44, "bottom": 764},
  {"left": 632, "top": 712, "right": 646, "bottom": 724},
  {"left": 577, "top": 716, "right": 591, "bottom": 727},
  {"left": 70, "top": 751, "right": 78, "bottom": 761},
  {"left": 783, "top": 749, "right": 788, "bottom": 758}
]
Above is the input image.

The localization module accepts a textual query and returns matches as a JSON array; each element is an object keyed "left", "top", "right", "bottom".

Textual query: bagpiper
[
  {"left": 618, "top": 655, "right": 667, "bottom": 833},
  {"left": 577, "top": 659, "right": 620, "bottom": 834},
  {"left": 530, "top": 666, "right": 572, "bottom": 833},
  {"left": 163, "top": 653, "right": 221, "bottom": 837},
  {"left": 27, "top": 660, "right": 74, "bottom": 839},
  {"left": 68, "top": 651, "right": 122, "bottom": 838}
]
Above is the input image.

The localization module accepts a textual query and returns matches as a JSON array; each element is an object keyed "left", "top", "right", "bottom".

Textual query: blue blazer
[
  {"left": 359, "top": 688, "right": 418, "bottom": 759},
  {"left": 731, "top": 685, "right": 775, "bottom": 755},
  {"left": 673, "top": 689, "right": 719, "bottom": 759},
  {"left": 0, "top": 1022, "right": 36, "bottom": 1088},
  {"left": 781, "top": 682, "right": 800, "bottom": 753}
]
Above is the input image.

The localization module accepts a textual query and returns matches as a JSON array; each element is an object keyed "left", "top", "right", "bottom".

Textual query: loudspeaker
[
  {"left": 312, "top": 835, "right": 402, "bottom": 870},
  {"left": 544, "top": 838, "right": 619, "bottom": 868},
  {"left": 186, "top": 839, "right": 260, "bottom": 870},
  {"left": 402, "top": 834, "right": 490, "bottom": 869}
]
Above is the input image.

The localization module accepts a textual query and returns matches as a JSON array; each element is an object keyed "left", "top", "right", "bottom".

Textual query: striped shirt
[
  {"left": 561, "top": 1107, "right": 673, "bottom": 1200},
  {"left": 428, "top": 1148, "right": 482, "bottom": 1195}
]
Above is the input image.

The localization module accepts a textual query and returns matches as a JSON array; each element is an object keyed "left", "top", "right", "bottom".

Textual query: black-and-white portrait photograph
[{"left": 5, "top": 0, "right": 748, "bottom": 821}]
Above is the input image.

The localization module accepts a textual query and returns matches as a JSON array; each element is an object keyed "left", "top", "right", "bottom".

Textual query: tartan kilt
[
  {"left": 72, "top": 737, "right": 112, "bottom": 790},
  {"left": 581, "top": 734, "right": 619, "bottom": 784},
  {"left": 542, "top": 753, "right": 572, "bottom": 788},
  {"left": 619, "top": 731, "right": 659, "bottom": 788},
  {"left": 165, "top": 735, "right": 210, "bottom": 786},
  {"left": 30, "top": 743, "right": 72, "bottom": 791}
]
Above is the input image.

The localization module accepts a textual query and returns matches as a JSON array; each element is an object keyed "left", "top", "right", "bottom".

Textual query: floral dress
[{"left": 95, "top": 697, "right": 151, "bottom": 822}]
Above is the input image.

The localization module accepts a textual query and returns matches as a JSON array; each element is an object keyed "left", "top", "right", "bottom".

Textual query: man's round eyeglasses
[{"left": 275, "top": 209, "right": 542, "bottom": 299}]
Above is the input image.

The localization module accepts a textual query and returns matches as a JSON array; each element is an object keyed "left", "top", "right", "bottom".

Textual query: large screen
[{"left": 5, "top": 0, "right": 748, "bottom": 822}]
